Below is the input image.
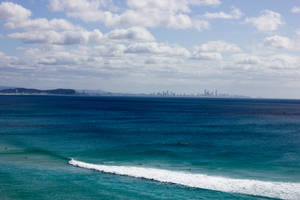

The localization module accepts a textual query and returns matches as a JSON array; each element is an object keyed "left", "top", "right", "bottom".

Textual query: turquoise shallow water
[{"left": 1, "top": 95, "right": 300, "bottom": 200}]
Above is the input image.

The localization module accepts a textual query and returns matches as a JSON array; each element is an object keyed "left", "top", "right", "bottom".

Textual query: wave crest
[{"left": 69, "top": 159, "right": 300, "bottom": 200}]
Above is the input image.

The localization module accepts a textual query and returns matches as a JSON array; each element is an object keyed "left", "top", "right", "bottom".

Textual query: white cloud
[
  {"left": 49, "top": 0, "right": 106, "bottom": 12},
  {"left": 0, "top": 2, "right": 31, "bottom": 22},
  {"left": 195, "top": 40, "right": 241, "bottom": 52},
  {"left": 38, "top": 54, "right": 79, "bottom": 66},
  {"left": 0, "top": 51, "right": 9, "bottom": 65},
  {"left": 9, "top": 29, "right": 103, "bottom": 45},
  {"left": 0, "top": 2, "right": 78, "bottom": 31},
  {"left": 125, "top": 42, "right": 190, "bottom": 57},
  {"left": 233, "top": 54, "right": 261, "bottom": 65},
  {"left": 0, "top": 2, "right": 105, "bottom": 45},
  {"left": 245, "top": 10, "right": 284, "bottom": 33},
  {"left": 107, "top": 27, "right": 155, "bottom": 41},
  {"left": 193, "top": 20, "right": 211, "bottom": 31},
  {"left": 191, "top": 41, "right": 240, "bottom": 61},
  {"left": 127, "top": 0, "right": 191, "bottom": 13},
  {"left": 144, "top": 56, "right": 184, "bottom": 65},
  {"left": 267, "top": 54, "right": 299, "bottom": 69},
  {"left": 92, "top": 44, "right": 127, "bottom": 57},
  {"left": 48, "top": 0, "right": 211, "bottom": 31},
  {"left": 189, "top": 0, "right": 221, "bottom": 6},
  {"left": 203, "top": 7, "right": 242, "bottom": 19},
  {"left": 126, "top": 0, "right": 220, "bottom": 12},
  {"left": 0, "top": 51, "right": 18, "bottom": 67},
  {"left": 263, "top": 35, "right": 293, "bottom": 49},
  {"left": 191, "top": 52, "right": 222, "bottom": 60},
  {"left": 14, "top": 40, "right": 191, "bottom": 73},
  {"left": 5, "top": 18, "right": 79, "bottom": 31},
  {"left": 291, "top": 6, "right": 300, "bottom": 14}
]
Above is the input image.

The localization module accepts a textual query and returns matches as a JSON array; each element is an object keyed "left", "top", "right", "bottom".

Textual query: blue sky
[{"left": 0, "top": 0, "right": 300, "bottom": 98}]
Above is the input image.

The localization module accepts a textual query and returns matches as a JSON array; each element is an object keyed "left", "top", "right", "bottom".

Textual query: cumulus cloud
[
  {"left": 125, "top": 42, "right": 190, "bottom": 57},
  {"left": 0, "top": 51, "right": 18, "bottom": 67},
  {"left": 267, "top": 54, "right": 299, "bottom": 69},
  {"left": 144, "top": 56, "right": 184, "bottom": 65},
  {"left": 233, "top": 54, "right": 261, "bottom": 65},
  {"left": 38, "top": 54, "right": 79, "bottom": 66},
  {"left": 191, "top": 41, "right": 240, "bottom": 61},
  {"left": 127, "top": 0, "right": 191, "bottom": 13},
  {"left": 5, "top": 18, "right": 79, "bottom": 31},
  {"left": 0, "top": 2, "right": 105, "bottom": 45},
  {"left": 203, "top": 7, "right": 242, "bottom": 19},
  {"left": 107, "top": 27, "right": 155, "bottom": 41},
  {"left": 193, "top": 20, "right": 211, "bottom": 31},
  {"left": 195, "top": 40, "right": 241, "bottom": 52},
  {"left": 245, "top": 10, "right": 284, "bottom": 33},
  {"left": 92, "top": 44, "right": 127, "bottom": 57},
  {"left": 0, "top": 51, "right": 10, "bottom": 64},
  {"left": 0, "top": 2, "right": 31, "bottom": 21},
  {"left": 126, "top": 0, "right": 220, "bottom": 12},
  {"left": 48, "top": 0, "right": 211, "bottom": 31},
  {"left": 189, "top": 0, "right": 221, "bottom": 6},
  {"left": 1, "top": 2, "right": 161, "bottom": 45},
  {"left": 9, "top": 29, "right": 103, "bottom": 45},
  {"left": 16, "top": 40, "right": 190, "bottom": 73},
  {"left": 291, "top": 6, "right": 300, "bottom": 14},
  {"left": 191, "top": 52, "right": 222, "bottom": 60},
  {"left": 263, "top": 35, "right": 293, "bottom": 50},
  {"left": 0, "top": 2, "right": 79, "bottom": 31}
]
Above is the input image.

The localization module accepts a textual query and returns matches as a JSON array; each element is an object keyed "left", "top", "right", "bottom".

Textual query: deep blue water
[{"left": 1, "top": 95, "right": 300, "bottom": 200}]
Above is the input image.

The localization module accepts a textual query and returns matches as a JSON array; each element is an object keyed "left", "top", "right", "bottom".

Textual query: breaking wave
[{"left": 69, "top": 159, "right": 300, "bottom": 200}]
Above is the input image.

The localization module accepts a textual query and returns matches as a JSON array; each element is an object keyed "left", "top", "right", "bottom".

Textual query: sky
[{"left": 0, "top": 0, "right": 300, "bottom": 98}]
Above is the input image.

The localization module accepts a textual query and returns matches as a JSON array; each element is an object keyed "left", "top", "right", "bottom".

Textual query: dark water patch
[
  {"left": 0, "top": 147, "right": 69, "bottom": 162},
  {"left": 0, "top": 123, "right": 68, "bottom": 128},
  {"left": 0, "top": 140, "right": 69, "bottom": 162},
  {"left": 25, "top": 148, "right": 69, "bottom": 161}
]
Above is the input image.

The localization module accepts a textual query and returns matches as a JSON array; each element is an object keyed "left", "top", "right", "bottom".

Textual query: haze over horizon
[{"left": 0, "top": 0, "right": 300, "bottom": 98}]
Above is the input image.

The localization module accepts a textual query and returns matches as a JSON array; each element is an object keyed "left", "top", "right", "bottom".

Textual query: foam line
[{"left": 69, "top": 159, "right": 300, "bottom": 200}]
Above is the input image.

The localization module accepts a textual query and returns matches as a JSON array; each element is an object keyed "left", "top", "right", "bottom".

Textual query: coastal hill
[{"left": 0, "top": 88, "right": 76, "bottom": 95}]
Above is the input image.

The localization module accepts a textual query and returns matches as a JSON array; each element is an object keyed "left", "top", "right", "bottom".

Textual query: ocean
[{"left": 0, "top": 95, "right": 300, "bottom": 200}]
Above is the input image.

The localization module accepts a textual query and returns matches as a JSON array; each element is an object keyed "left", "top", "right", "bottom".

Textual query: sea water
[{"left": 0, "top": 95, "right": 300, "bottom": 200}]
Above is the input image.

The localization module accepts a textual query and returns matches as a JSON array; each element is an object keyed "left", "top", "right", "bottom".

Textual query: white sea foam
[{"left": 69, "top": 159, "right": 300, "bottom": 200}]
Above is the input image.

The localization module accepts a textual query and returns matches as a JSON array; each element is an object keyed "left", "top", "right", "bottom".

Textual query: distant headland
[{"left": 0, "top": 88, "right": 76, "bottom": 95}]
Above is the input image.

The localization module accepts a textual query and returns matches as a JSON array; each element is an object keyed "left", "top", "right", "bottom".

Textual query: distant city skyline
[
  {"left": 0, "top": 86, "right": 248, "bottom": 98},
  {"left": 0, "top": 0, "right": 300, "bottom": 98}
]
